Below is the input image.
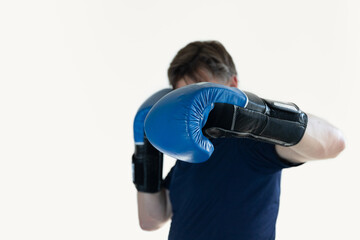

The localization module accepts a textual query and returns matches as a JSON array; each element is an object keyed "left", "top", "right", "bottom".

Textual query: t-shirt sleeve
[{"left": 243, "top": 139, "right": 304, "bottom": 172}]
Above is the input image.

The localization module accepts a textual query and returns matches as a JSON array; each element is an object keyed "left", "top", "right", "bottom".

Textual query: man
[{"left": 132, "top": 41, "right": 345, "bottom": 239}]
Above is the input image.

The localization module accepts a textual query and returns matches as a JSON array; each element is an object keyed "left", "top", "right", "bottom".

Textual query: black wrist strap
[
  {"left": 132, "top": 138, "right": 163, "bottom": 193},
  {"left": 203, "top": 98, "right": 307, "bottom": 146}
]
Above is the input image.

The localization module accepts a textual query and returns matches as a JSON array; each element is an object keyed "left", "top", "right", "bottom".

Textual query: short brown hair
[{"left": 168, "top": 41, "right": 237, "bottom": 88}]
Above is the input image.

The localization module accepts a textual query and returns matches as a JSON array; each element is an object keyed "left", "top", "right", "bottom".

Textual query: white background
[{"left": 0, "top": 0, "right": 359, "bottom": 239}]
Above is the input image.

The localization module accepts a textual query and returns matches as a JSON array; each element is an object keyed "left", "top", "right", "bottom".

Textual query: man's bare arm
[
  {"left": 276, "top": 114, "right": 345, "bottom": 163},
  {"left": 137, "top": 189, "right": 172, "bottom": 231}
]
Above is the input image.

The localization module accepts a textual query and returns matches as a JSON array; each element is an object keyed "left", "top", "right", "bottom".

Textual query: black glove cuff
[
  {"left": 203, "top": 98, "right": 308, "bottom": 146},
  {"left": 132, "top": 139, "right": 163, "bottom": 193}
]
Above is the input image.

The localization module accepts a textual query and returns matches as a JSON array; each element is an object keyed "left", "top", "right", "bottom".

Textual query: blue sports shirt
[{"left": 164, "top": 138, "right": 302, "bottom": 240}]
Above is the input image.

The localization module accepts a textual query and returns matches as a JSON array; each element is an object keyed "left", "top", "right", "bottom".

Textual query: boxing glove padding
[
  {"left": 133, "top": 88, "right": 172, "bottom": 144},
  {"left": 145, "top": 83, "right": 248, "bottom": 163},
  {"left": 203, "top": 92, "right": 308, "bottom": 146}
]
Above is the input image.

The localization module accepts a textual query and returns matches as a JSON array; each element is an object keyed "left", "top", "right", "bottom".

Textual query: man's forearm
[
  {"left": 276, "top": 114, "right": 345, "bottom": 163},
  {"left": 137, "top": 189, "right": 172, "bottom": 231}
]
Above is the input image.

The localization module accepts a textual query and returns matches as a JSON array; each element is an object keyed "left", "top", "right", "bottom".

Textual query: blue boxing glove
[
  {"left": 132, "top": 88, "right": 172, "bottom": 192},
  {"left": 144, "top": 83, "right": 248, "bottom": 163},
  {"left": 144, "top": 82, "right": 307, "bottom": 163}
]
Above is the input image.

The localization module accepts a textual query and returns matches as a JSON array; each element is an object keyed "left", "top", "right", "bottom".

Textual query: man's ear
[{"left": 229, "top": 75, "right": 238, "bottom": 88}]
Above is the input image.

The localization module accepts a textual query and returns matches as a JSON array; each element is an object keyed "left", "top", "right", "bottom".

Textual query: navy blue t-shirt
[{"left": 163, "top": 138, "right": 302, "bottom": 240}]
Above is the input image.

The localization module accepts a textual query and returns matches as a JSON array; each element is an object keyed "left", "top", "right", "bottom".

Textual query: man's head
[{"left": 168, "top": 41, "right": 238, "bottom": 89}]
